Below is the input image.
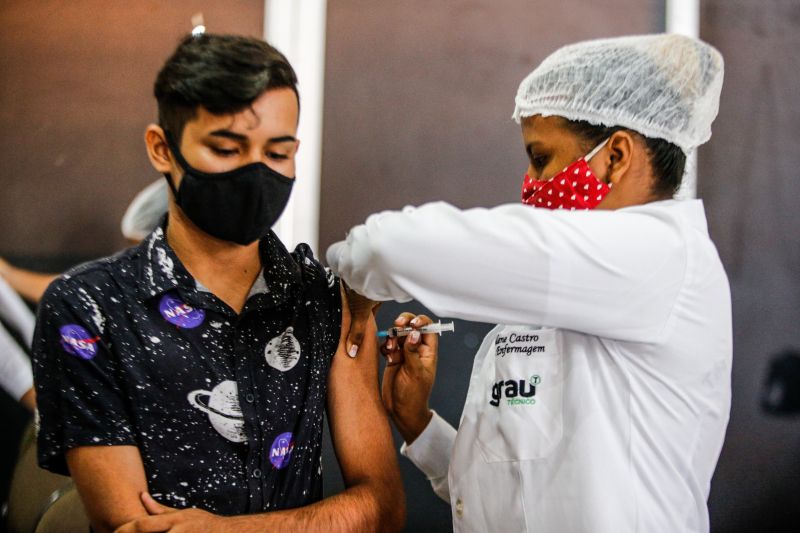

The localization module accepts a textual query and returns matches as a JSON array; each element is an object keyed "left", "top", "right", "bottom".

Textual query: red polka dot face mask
[{"left": 521, "top": 139, "right": 610, "bottom": 210}]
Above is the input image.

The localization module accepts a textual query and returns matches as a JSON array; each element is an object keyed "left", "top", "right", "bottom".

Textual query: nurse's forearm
[
  {"left": 328, "top": 201, "right": 687, "bottom": 341},
  {"left": 394, "top": 408, "right": 434, "bottom": 445}
]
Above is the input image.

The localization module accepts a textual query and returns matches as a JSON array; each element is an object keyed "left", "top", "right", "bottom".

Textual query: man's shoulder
[{"left": 42, "top": 246, "right": 142, "bottom": 307}]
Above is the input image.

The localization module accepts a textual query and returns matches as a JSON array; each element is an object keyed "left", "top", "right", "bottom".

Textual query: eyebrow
[
  {"left": 525, "top": 139, "right": 548, "bottom": 154},
  {"left": 208, "top": 129, "right": 297, "bottom": 143}
]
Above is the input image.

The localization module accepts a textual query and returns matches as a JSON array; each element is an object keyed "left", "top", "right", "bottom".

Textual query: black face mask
[{"left": 163, "top": 131, "right": 294, "bottom": 245}]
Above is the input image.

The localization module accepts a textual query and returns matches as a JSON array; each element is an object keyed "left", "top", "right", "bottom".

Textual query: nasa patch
[
  {"left": 159, "top": 293, "right": 205, "bottom": 329},
  {"left": 59, "top": 324, "right": 99, "bottom": 360},
  {"left": 269, "top": 431, "right": 294, "bottom": 469}
]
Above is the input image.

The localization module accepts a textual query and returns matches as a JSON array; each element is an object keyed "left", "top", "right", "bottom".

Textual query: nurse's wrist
[{"left": 395, "top": 408, "right": 433, "bottom": 445}]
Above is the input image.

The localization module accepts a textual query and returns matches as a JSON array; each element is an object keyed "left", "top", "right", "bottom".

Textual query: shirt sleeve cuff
[
  {"left": 400, "top": 410, "right": 457, "bottom": 481},
  {"left": 6, "top": 365, "right": 33, "bottom": 401}
]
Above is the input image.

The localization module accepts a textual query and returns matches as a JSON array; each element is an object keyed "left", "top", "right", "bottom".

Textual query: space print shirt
[{"left": 33, "top": 223, "right": 342, "bottom": 515}]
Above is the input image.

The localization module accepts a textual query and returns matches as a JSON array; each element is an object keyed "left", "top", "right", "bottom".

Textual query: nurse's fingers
[
  {"left": 402, "top": 329, "right": 424, "bottom": 371},
  {"left": 394, "top": 313, "right": 417, "bottom": 327},
  {"left": 409, "top": 314, "right": 439, "bottom": 356},
  {"left": 381, "top": 338, "right": 403, "bottom": 366}
]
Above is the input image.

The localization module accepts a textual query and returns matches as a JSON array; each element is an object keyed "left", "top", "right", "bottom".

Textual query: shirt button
[
  {"left": 455, "top": 498, "right": 464, "bottom": 517},
  {"left": 252, "top": 469, "right": 262, "bottom": 479},
  {"left": 245, "top": 393, "right": 255, "bottom": 403}
]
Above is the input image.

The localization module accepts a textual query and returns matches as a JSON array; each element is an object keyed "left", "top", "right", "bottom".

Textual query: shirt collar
[
  {"left": 137, "top": 224, "right": 196, "bottom": 300},
  {"left": 137, "top": 220, "right": 302, "bottom": 310},
  {"left": 622, "top": 198, "right": 710, "bottom": 234},
  {"left": 253, "top": 230, "right": 303, "bottom": 309}
]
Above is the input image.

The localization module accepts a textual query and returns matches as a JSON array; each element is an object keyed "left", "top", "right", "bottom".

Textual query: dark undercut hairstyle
[
  {"left": 562, "top": 119, "right": 686, "bottom": 199},
  {"left": 154, "top": 33, "right": 298, "bottom": 141}
]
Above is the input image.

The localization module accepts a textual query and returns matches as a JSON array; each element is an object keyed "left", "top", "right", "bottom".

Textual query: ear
[
  {"left": 603, "top": 130, "right": 636, "bottom": 187},
  {"left": 144, "top": 124, "right": 174, "bottom": 174}
]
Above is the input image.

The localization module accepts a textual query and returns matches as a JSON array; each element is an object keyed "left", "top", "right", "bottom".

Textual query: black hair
[
  {"left": 562, "top": 119, "right": 686, "bottom": 199},
  {"left": 154, "top": 33, "right": 298, "bottom": 140}
]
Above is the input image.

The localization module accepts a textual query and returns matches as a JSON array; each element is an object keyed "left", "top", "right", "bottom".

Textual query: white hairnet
[
  {"left": 512, "top": 34, "right": 724, "bottom": 154},
  {"left": 120, "top": 179, "right": 168, "bottom": 241}
]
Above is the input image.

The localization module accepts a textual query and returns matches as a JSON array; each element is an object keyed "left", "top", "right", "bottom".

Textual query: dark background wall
[
  {"left": 0, "top": 0, "right": 263, "bottom": 259},
  {"left": 699, "top": 1, "right": 800, "bottom": 531},
  {"left": 1, "top": 1, "right": 798, "bottom": 532},
  {"left": 319, "top": 0, "right": 665, "bottom": 249}
]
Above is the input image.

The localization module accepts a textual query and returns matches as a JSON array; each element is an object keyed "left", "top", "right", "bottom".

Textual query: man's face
[{"left": 156, "top": 87, "right": 300, "bottom": 185}]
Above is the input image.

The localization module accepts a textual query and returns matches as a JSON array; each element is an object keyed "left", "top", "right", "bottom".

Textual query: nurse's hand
[
  {"left": 342, "top": 282, "right": 382, "bottom": 358},
  {"left": 380, "top": 313, "right": 437, "bottom": 445}
]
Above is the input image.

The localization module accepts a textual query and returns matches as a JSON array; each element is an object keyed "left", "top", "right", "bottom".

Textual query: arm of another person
[
  {"left": 116, "top": 285, "right": 405, "bottom": 533},
  {"left": 0, "top": 256, "right": 58, "bottom": 304},
  {"left": 328, "top": 201, "right": 688, "bottom": 344}
]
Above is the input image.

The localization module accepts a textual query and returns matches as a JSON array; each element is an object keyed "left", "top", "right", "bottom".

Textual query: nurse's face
[{"left": 520, "top": 115, "right": 596, "bottom": 182}]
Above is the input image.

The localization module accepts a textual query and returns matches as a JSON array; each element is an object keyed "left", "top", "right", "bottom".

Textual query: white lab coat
[{"left": 327, "top": 199, "right": 732, "bottom": 533}]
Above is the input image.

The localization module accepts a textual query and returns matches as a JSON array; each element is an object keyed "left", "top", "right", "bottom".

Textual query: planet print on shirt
[
  {"left": 59, "top": 324, "right": 99, "bottom": 360},
  {"left": 159, "top": 293, "right": 205, "bottom": 329},
  {"left": 264, "top": 327, "right": 301, "bottom": 372},
  {"left": 187, "top": 380, "right": 247, "bottom": 443},
  {"left": 269, "top": 432, "right": 295, "bottom": 469}
]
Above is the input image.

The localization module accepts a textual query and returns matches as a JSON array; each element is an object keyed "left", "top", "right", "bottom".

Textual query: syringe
[{"left": 377, "top": 321, "right": 455, "bottom": 338}]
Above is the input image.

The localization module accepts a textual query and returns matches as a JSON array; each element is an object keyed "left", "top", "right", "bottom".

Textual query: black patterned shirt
[{"left": 33, "top": 222, "right": 341, "bottom": 514}]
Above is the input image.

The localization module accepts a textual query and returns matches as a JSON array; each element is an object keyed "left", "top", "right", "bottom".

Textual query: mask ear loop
[
  {"left": 161, "top": 130, "right": 184, "bottom": 200},
  {"left": 585, "top": 137, "right": 612, "bottom": 187},
  {"left": 585, "top": 137, "right": 610, "bottom": 161}
]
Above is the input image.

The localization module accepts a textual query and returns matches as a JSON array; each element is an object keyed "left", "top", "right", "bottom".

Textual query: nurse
[{"left": 327, "top": 34, "right": 731, "bottom": 532}]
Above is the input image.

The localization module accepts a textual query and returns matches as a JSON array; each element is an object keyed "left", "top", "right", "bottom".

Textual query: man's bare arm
[
  {"left": 226, "top": 285, "right": 405, "bottom": 531},
  {"left": 66, "top": 445, "right": 150, "bottom": 533}
]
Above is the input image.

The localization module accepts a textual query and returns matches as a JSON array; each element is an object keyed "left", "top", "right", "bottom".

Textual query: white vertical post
[
  {"left": 264, "top": 0, "right": 327, "bottom": 252},
  {"left": 666, "top": 0, "right": 701, "bottom": 199}
]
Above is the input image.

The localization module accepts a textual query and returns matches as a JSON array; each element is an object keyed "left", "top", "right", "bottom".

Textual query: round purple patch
[
  {"left": 59, "top": 324, "right": 99, "bottom": 360},
  {"left": 159, "top": 293, "right": 205, "bottom": 329},
  {"left": 269, "top": 432, "right": 294, "bottom": 469}
]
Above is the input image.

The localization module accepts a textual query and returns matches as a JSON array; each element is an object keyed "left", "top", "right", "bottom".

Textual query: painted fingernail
[
  {"left": 387, "top": 354, "right": 393, "bottom": 364},
  {"left": 348, "top": 345, "right": 358, "bottom": 358},
  {"left": 410, "top": 330, "right": 420, "bottom": 343},
  {"left": 411, "top": 317, "right": 420, "bottom": 326},
  {"left": 387, "top": 339, "right": 394, "bottom": 350}
]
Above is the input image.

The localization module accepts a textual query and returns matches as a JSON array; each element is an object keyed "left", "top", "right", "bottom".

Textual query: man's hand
[
  {"left": 381, "top": 313, "right": 438, "bottom": 444},
  {"left": 114, "top": 493, "right": 229, "bottom": 533},
  {"left": 342, "top": 282, "right": 382, "bottom": 358}
]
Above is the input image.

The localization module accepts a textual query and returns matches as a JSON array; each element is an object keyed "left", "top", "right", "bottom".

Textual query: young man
[{"left": 33, "top": 33, "right": 404, "bottom": 533}]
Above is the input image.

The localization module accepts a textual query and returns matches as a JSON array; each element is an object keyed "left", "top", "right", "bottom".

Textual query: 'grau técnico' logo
[{"left": 490, "top": 375, "right": 541, "bottom": 406}]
